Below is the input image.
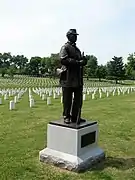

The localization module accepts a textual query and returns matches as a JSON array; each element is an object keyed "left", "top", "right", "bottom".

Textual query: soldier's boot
[
  {"left": 63, "top": 116, "right": 70, "bottom": 124},
  {"left": 77, "top": 118, "right": 86, "bottom": 124},
  {"left": 71, "top": 116, "right": 86, "bottom": 124}
]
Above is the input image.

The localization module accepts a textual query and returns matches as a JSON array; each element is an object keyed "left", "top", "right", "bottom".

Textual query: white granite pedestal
[{"left": 39, "top": 120, "right": 105, "bottom": 172}]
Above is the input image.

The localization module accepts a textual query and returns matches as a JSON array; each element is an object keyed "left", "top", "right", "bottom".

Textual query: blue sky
[{"left": 0, "top": 0, "right": 135, "bottom": 65}]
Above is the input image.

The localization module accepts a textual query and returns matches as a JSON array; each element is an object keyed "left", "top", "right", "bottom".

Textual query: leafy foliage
[
  {"left": 0, "top": 51, "right": 135, "bottom": 82},
  {"left": 107, "top": 56, "right": 125, "bottom": 83}
]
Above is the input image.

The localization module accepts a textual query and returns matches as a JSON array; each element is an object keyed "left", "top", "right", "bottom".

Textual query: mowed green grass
[{"left": 0, "top": 91, "right": 135, "bottom": 180}]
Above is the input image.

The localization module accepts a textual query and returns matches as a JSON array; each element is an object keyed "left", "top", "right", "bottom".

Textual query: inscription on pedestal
[{"left": 81, "top": 131, "right": 96, "bottom": 148}]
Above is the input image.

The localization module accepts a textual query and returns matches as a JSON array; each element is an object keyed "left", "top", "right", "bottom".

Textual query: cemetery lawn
[{"left": 0, "top": 92, "right": 135, "bottom": 180}]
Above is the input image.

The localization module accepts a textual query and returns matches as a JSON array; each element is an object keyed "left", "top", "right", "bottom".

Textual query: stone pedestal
[{"left": 39, "top": 120, "right": 105, "bottom": 172}]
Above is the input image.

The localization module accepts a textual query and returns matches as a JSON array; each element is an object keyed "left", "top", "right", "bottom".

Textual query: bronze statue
[{"left": 59, "top": 29, "right": 87, "bottom": 124}]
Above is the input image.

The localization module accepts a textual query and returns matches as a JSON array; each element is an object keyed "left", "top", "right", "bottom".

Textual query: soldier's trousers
[{"left": 62, "top": 86, "right": 83, "bottom": 121}]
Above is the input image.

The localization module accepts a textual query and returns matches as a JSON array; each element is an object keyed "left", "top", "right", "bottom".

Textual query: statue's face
[{"left": 67, "top": 34, "right": 77, "bottom": 43}]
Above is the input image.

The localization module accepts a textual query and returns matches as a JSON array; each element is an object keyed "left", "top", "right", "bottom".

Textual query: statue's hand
[
  {"left": 77, "top": 59, "right": 86, "bottom": 66},
  {"left": 80, "top": 52, "right": 87, "bottom": 66},
  {"left": 79, "top": 60, "right": 84, "bottom": 65}
]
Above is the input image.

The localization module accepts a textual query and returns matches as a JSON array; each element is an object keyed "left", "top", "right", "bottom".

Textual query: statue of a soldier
[{"left": 59, "top": 29, "right": 87, "bottom": 124}]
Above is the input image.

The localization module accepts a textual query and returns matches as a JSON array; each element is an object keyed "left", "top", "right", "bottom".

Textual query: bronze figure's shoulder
[
  {"left": 63, "top": 42, "right": 70, "bottom": 49},
  {"left": 60, "top": 43, "right": 68, "bottom": 51}
]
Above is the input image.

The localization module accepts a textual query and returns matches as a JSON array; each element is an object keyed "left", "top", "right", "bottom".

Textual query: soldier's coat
[{"left": 59, "top": 41, "right": 87, "bottom": 87}]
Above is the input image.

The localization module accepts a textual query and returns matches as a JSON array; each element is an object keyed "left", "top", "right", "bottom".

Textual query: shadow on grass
[
  {"left": 92, "top": 156, "right": 135, "bottom": 171},
  {"left": 51, "top": 156, "right": 135, "bottom": 174}
]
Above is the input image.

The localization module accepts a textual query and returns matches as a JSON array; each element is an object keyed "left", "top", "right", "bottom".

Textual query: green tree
[
  {"left": 40, "top": 57, "right": 48, "bottom": 75},
  {"left": 29, "top": 56, "right": 42, "bottom": 76},
  {"left": 50, "top": 53, "right": 60, "bottom": 77},
  {"left": 0, "top": 52, "right": 12, "bottom": 77},
  {"left": 96, "top": 65, "right": 107, "bottom": 81},
  {"left": 125, "top": 53, "right": 135, "bottom": 79},
  {"left": 85, "top": 55, "right": 98, "bottom": 78},
  {"left": 107, "top": 56, "right": 125, "bottom": 84},
  {"left": 7, "top": 65, "right": 16, "bottom": 78},
  {"left": 11, "top": 55, "right": 28, "bottom": 74},
  {"left": 0, "top": 53, "right": 2, "bottom": 67}
]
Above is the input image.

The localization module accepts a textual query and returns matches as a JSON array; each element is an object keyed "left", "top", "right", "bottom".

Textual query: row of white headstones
[
  {"left": 1, "top": 77, "right": 125, "bottom": 87},
  {"left": 0, "top": 88, "right": 27, "bottom": 110},
  {"left": 0, "top": 86, "right": 135, "bottom": 110},
  {"left": 29, "top": 86, "right": 135, "bottom": 107},
  {"left": 0, "top": 78, "right": 59, "bottom": 86}
]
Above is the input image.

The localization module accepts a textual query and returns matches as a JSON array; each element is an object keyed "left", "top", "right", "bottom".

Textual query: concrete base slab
[{"left": 39, "top": 147, "right": 105, "bottom": 172}]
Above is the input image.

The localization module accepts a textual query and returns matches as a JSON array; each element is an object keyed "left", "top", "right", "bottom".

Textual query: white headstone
[
  {"left": 29, "top": 95, "right": 33, "bottom": 101},
  {"left": 14, "top": 96, "right": 18, "bottom": 103},
  {"left": 0, "top": 98, "right": 2, "bottom": 105},
  {"left": 40, "top": 92, "right": 42, "bottom": 97},
  {"left": 42, "top": 94, "right": 45, "bottom": 100},
  {"left": 9, "top": 91, "right": 12, "bottom": 97},
  {"left": 83, "top": 94, "right": 86, "bottom": 101},
  {"left": 4, "top": 94, "right": 8, "bottom": 100},
  {"left": 127, "top": 89, "right": 130, "bottom": 94},
  {"left": 18, "top": 93, "right": 21, "bottom": 99},
  {"left": 47, "top": 97, "right": 51, "bottom": 105},
  {"left": 87, "top": 91, "right": 90, "bottom": 95},
  {"left": 92, "top": 93, "right": 95, "bottom": 99},
  {"left": 30, "top": 99, "right": 34, "bottom": 107},
  {"left": 49, "top": 91, "right": 52, "bottom": 96},
  {"left": 53, "top": 93, "right": 56, "bottom": 99},
  {"left": 61, "top": 96, "right": 63, "bottom": 103},
  {"left": 10, "top": 100, "right": 15, "bottom": 110}
]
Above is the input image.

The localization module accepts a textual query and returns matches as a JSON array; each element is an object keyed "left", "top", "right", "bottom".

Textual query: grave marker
[{"left": 9, "top": 100, "right": 15, "bottom": 110}]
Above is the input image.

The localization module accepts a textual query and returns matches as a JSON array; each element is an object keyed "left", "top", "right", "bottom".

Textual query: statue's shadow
[{"left": 92, "top": 156, "right": 135, "bottom": 171}]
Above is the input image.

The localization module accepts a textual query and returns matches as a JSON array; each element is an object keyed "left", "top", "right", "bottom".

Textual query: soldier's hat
[{"left": 66, "top": 29, "right": 79, "bottom": 36}]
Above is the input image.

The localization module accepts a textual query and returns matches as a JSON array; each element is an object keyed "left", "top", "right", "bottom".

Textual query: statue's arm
[
  {"left": 82, "top": 57, "right": 87, "bottom": 66},
  {"left": 80, "top": 52, "right": 88, "bottom": 66},
  {"left": 59, "top": 46, "right": 78, "bottom": 66}
]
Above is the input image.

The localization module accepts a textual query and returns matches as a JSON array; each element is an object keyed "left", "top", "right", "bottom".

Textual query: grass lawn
[{"left": 0, "top": 91, "right": 135, "bottom": 180}]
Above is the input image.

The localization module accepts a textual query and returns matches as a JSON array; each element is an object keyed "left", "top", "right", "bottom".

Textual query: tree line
[{"left": 0, "top": 52, "right": 135, "bottom": 83}]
